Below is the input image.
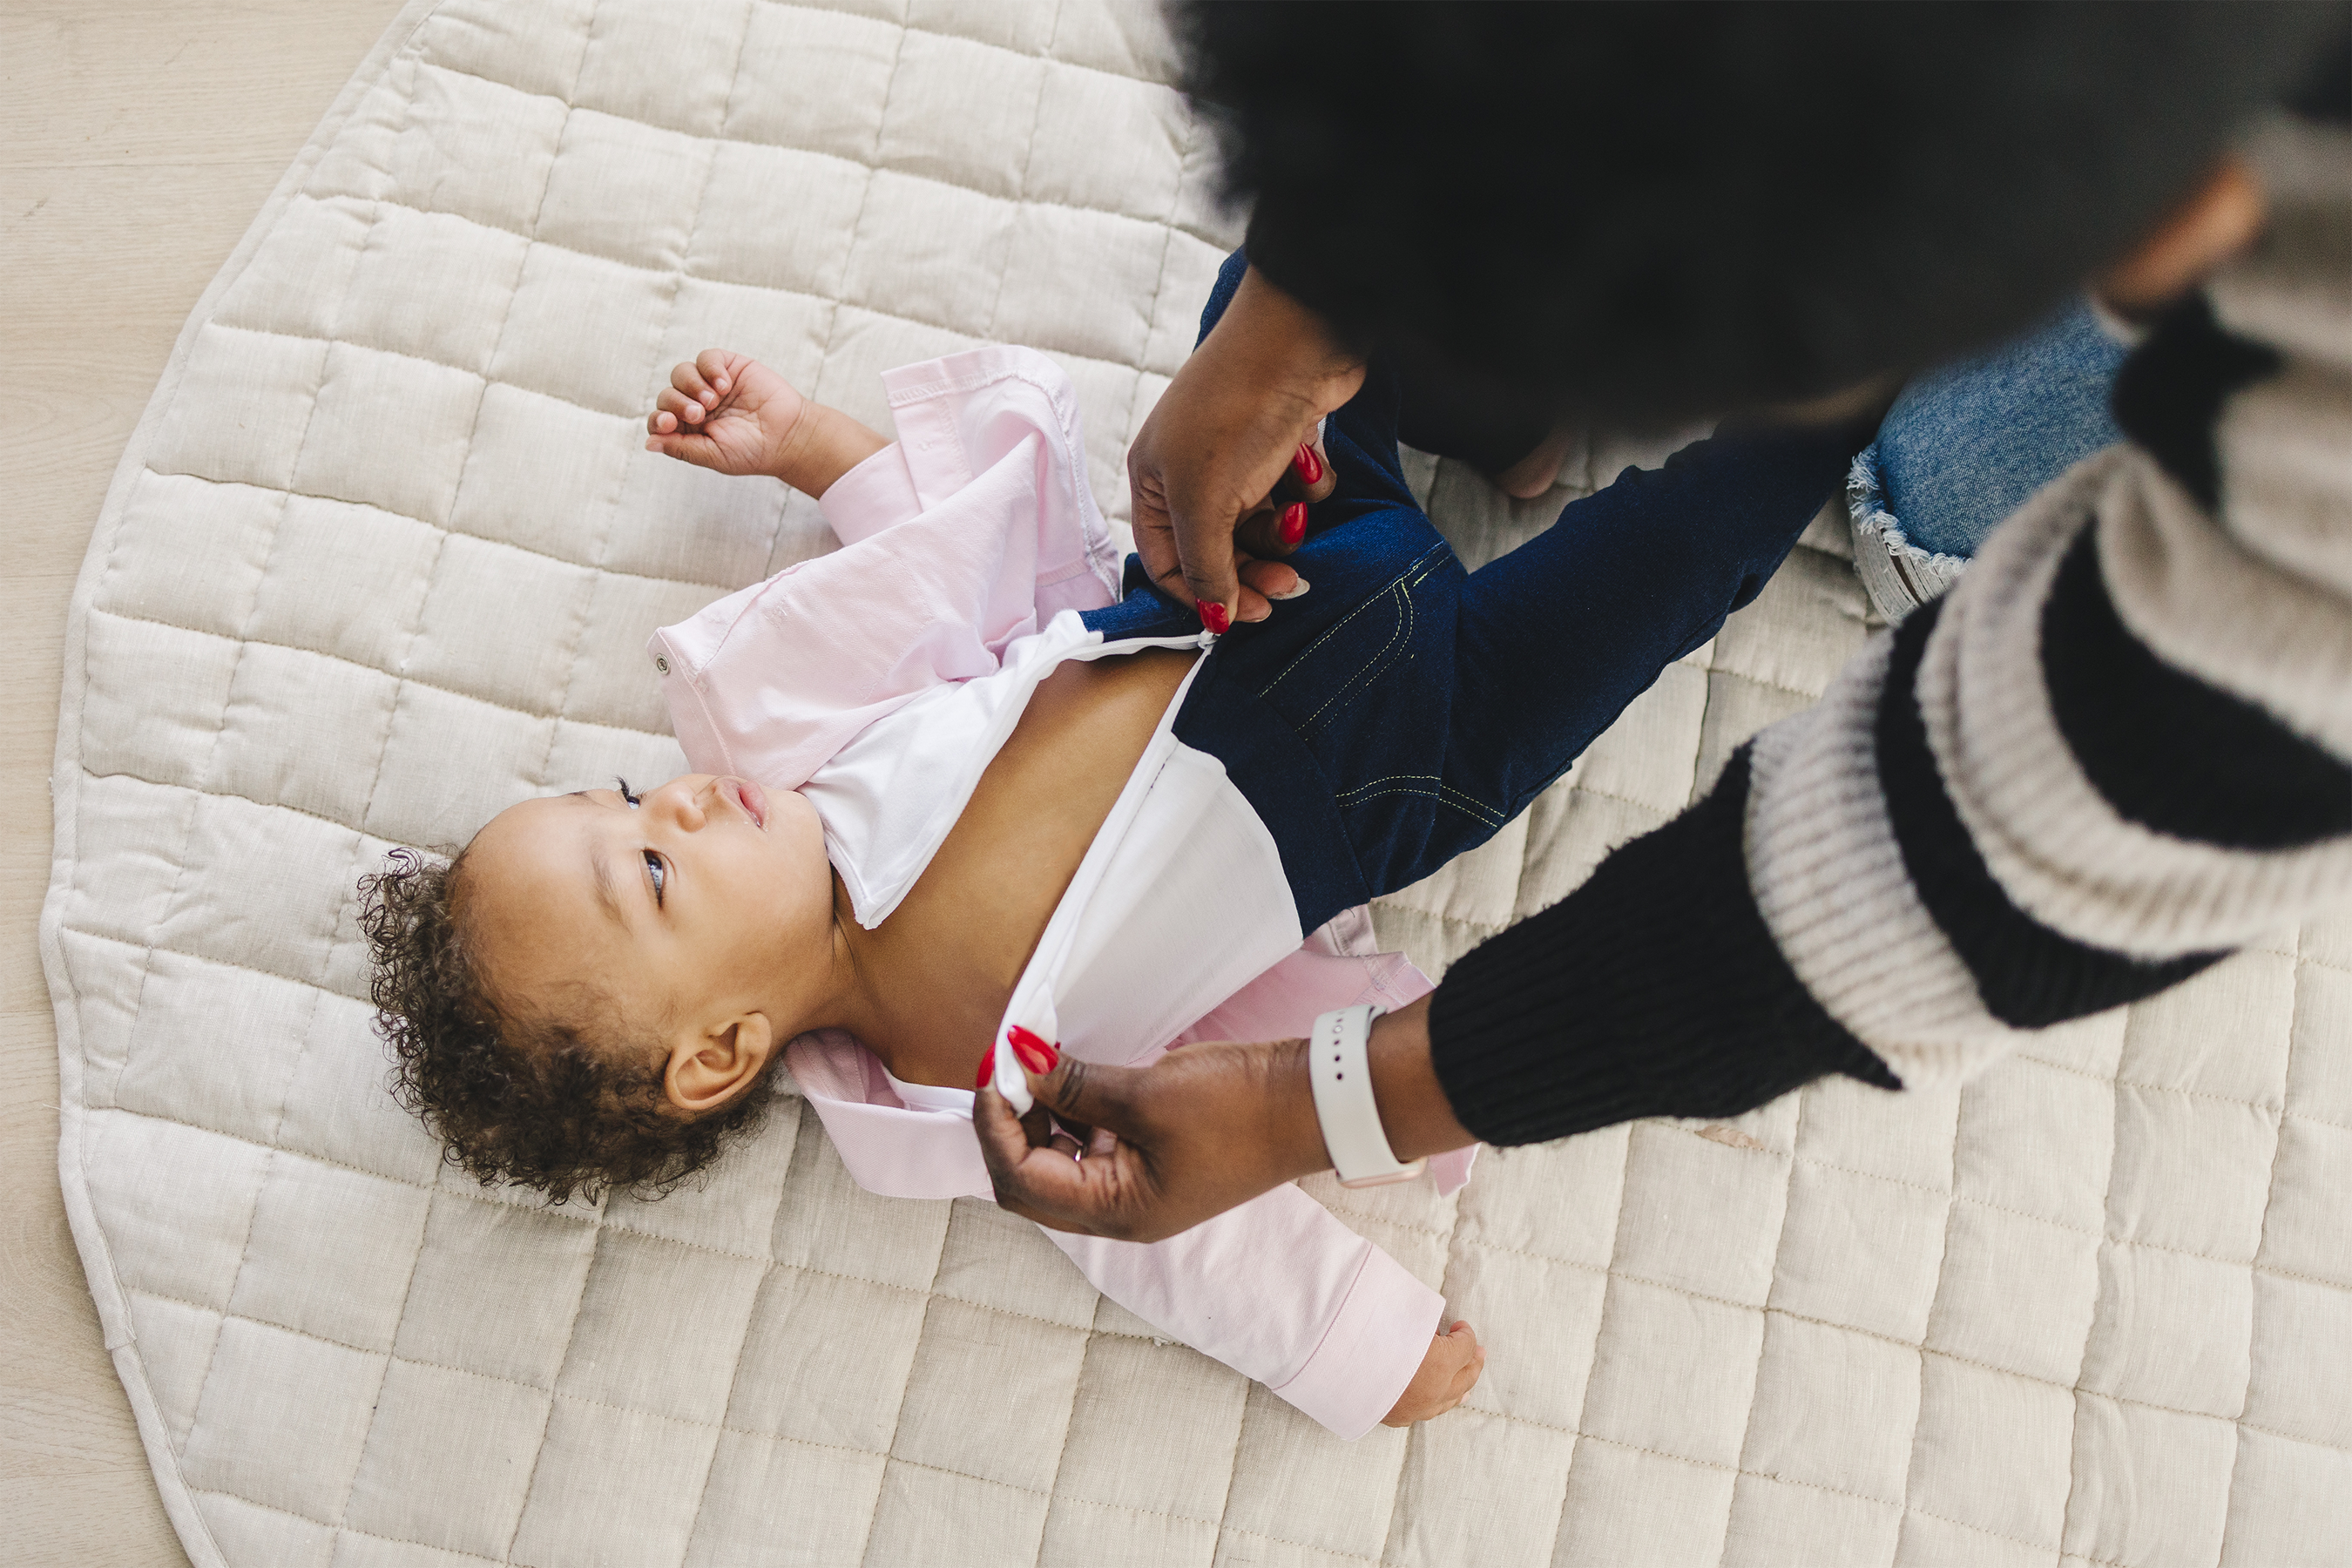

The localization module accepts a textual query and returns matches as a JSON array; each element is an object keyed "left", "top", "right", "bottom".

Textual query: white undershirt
[{"left": 801, "top": 611, "right": 1306, "bottom": 1071}]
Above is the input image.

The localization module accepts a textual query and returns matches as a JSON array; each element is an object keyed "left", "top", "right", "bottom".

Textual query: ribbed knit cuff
[{"left": 1428, "top": 746, "right": 1900, "bottom": 1146}]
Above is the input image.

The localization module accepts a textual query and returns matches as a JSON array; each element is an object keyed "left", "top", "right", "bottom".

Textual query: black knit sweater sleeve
[
  {"left": 1427, "top": 746, "right": 1897, "bottom": 1146},
  {"left": 1427, "top": 117, "right": 2352, "bottom": 1149}
]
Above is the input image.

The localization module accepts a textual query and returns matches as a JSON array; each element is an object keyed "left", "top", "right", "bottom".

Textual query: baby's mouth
[{"left": 725, "top": 778, "right": 767, "bottom": 830}]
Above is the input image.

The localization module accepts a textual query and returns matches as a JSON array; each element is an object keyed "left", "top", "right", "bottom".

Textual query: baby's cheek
[{"left": 746, "top": 803, "right": 836, "bottom": 958}]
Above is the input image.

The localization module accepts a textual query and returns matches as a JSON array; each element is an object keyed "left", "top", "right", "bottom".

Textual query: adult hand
[
  {"left": 1129, "top": 265, "right": 1363, "bottom": 629},
  {"left": 973, "top": 997, "right": 1478, "bottom": 1243}
]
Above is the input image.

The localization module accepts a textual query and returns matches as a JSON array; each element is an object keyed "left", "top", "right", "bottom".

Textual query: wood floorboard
[{"left": 1, "top": 4, "right": 410, "bottom": 1563}]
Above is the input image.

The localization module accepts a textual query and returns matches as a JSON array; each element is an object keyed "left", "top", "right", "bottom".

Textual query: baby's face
[{"left": 462, "top": 775, "right": 833, "bottom": 1048}]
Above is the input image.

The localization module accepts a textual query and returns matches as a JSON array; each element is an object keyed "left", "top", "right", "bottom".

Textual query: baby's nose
[{"left": 653, "top": 775, "right": 712, "bottom": 828}]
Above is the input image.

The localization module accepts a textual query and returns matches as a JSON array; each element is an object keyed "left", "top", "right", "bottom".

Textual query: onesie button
[{"left": 654, "top": 655, "right": 670, "bottom": 674}]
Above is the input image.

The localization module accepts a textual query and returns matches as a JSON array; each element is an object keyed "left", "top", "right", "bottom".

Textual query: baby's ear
[{"left": 664, "top": 1013, "right": 775, "bottom": 1116}]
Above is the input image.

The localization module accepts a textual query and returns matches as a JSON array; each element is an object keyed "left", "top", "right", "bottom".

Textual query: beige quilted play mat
[{"left": 41, "top": 1, "right": 2351, "bottom": 1564}]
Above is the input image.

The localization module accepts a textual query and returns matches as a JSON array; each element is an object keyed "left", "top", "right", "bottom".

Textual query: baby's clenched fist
[{"left": 645, "top": 349, "right": 809, "bottom": 480}]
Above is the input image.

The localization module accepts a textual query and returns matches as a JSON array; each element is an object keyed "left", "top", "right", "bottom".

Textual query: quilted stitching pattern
[{"left": 42, "top": 3, "right": 2351, "bottom": 1565}]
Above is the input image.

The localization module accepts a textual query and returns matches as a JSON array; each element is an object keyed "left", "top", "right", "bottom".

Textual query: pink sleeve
[
  {"left": 1043, "top": 1184, "right": 1442, "bottom": 1440},
  {"left": 648, "top": 346, "right": 1125, "bottom": 788},
  {"left": 816, "top": 443, "right": 923, "bottom": 544}
]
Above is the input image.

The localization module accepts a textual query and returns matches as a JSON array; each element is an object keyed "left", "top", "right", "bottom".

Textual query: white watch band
[{"left": 1308, "top": 1005, "right": 1426, "bottom": 1188}]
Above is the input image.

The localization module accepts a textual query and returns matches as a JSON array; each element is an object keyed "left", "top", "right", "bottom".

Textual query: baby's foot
[
  {"left": 1382, "top": 1319, "right": 1485, "bottom": 1426},
  {"left": 1491, "top": 420, "right": 1578, "bottom": 500}
]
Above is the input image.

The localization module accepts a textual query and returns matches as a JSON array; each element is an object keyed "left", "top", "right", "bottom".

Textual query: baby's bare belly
[{"left": 858, "top": 645, "right": 1200, "bottom": 1086}]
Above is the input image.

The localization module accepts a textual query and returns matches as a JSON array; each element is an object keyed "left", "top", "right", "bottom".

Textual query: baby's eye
[
  {"left": 644, "top": 849, "right": 666, "bottom": 904},
  {"left": 617, "top": 777, "right": 640, "bottom": 808}
]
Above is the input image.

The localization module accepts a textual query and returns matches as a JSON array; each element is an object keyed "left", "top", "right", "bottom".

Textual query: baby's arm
[
  {"left": 645, "top": 349, "right": 888, "bottom": 497},
  {"left": 1040, "top": 1181, "right": 1483, "bottom": 1438}
]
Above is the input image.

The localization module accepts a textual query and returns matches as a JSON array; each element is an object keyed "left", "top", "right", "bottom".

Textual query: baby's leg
[
  {"left": 1443, "top": 419, "right": 1862, "bottom": 825},
  {"left": 1267, "top": 413, "right": 1861, "bottom": 912}
]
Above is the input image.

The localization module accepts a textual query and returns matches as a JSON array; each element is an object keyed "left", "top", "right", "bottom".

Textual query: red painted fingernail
[
  {"left": 1198, "top": 599, "right": 1230, "bottom": 634},
  {"left": 976, "top": 1051, "right": 995, "bottom": 1090},
  {"left": 1008, "top": 1025, "right": 1058, "bottom": 1074},
  {"left": 1281, "top": 502, "right": 1307, "bottom": 546},
  {"left": 1294, "top": 443, "right": 1322, "bottom": 484}
]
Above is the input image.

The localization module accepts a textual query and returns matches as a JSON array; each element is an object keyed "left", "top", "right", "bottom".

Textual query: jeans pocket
[{"left": 1256, "top": 571, "right": 1422, "bottom": 740}]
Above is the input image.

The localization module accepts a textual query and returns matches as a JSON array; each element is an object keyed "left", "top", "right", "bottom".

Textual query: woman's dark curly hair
[
  {"left": 1182, "top": 2, "right": 2346, "bottom": 427},
  {"left": 359, "top": 846, "right": 776, "bottom": 1205}
]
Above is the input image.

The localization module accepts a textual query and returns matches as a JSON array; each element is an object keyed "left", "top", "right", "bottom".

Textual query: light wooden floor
[{"left": 1, "top": 4, "right": 409, "bottom": 1561}]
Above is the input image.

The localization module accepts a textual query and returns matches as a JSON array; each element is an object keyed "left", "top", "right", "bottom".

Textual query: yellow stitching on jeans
[
  {"left": 1255, "top": 542, "right": 1446, "bottom": 698},
  {"left": 1335, "top": 781, "right": 1505, "bottom": 828},
  {"left": 1294, "top": 556, "right": 1447, "bottom": 733},
  {"left": 1332, "top": 781, "right": 1503, "bottom": 828},
  {"left": 1335, "top": 774, "right": 1504, "bottom": 825},
  {"left": 1298, "top": 578, "right": 1413, "bottom": 731}
]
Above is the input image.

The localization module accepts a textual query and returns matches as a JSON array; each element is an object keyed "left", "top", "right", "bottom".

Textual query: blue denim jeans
[
  {"left": 1085, "top": 249, "right": 1858, "bottom": 930},
  {"left": 1848, "top": 295, "right": 2130, "bottom": 616}
]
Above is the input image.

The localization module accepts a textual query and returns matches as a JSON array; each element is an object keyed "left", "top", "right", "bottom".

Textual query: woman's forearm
[
  {"left": 1233, "top": 997, "right": 1478, "bottom": 1173},
  {"left": 1365, "top": 997, "right": 1479, "bottom": 1160},
  {"left": 1423, "top": 750, "right": 1899, "bottom": 1147}
]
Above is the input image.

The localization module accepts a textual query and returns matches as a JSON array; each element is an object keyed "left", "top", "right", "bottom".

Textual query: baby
[{"left": 366, "top": 256, "right": 1860, "bottom": 1438}]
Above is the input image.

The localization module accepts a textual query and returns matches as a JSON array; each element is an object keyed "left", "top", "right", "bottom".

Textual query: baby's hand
[
  {"left": 1382, "top": 1319, "right": 1485, "bottom": 1427},
  {"left": 645, "top": 350, "right": 809, "bottom": 478}
]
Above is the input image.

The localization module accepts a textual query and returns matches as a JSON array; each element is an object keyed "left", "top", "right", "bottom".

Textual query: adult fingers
[
  {"left": 1225, "top": 499, "right": 1310, "bottom": 618},
  {"left": 1129, "top": 491, "right": 1183, "bottom": 605},
  {"left": 1234, "top": 498, "right": 1312, "bottom": 561},
  {"left": 975, "top": 1130, "right": 1132, "bottom": 1234},
  {"left": 970, "top": 1077, "right": 1040, "bottom": 1171},
  {"left": 1138, "top": 513, "right": 1270, "bottom": 626},
  {"left": 1276, "top": 430, "right": 1337, "bottom": 506},
  {"left": 1132, "top": 470, "right": 1243, "bottom": 618},
  {"left": 1166, "top": 488, "right": 1249, "bottom": 632},
  {"left": 1126, "top": 414, "right": 1295, "bottom": 629},
  {"left": 1237, "top": 555, "right": 1307, "bottom": 605},
  {"left": 1019, "top": 1056, "right": 1151, "bottom": 1146},
  {"left": 1231, "top": 426, "right": 1330, "bottom": 569},
  {"left": 972, "top": 1068, "right": 1152, "bottom": 1237}
]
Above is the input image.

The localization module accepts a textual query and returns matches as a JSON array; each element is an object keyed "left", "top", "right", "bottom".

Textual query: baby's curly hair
[{"left": 359, "top": 847, "right": 775, "bottom": 1205}]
